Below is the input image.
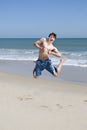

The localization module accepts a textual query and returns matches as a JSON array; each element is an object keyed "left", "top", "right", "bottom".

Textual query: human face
[{"left": 49, "top": 35, "right": 55, "bottom": 42}]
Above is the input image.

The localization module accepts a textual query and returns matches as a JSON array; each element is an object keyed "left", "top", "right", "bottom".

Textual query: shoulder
[{"left": 40, "top": 37, "right": 46, "bottom": 42}]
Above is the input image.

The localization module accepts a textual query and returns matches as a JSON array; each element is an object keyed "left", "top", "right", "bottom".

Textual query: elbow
[{"left": 33, "top": 42, "right": 36, "bottom": 47}]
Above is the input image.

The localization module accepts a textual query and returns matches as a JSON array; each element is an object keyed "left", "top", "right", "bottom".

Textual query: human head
[{"left": 48, "top": 32, "right": 57, "bottom": 39}]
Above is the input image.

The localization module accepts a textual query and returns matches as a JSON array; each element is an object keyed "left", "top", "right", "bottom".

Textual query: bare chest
[{"left": 42, "top": 42, "right": 54, "bottom": 50}]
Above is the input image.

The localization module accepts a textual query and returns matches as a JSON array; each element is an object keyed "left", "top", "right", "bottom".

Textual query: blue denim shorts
[{"left": 33, "top": 59, "right": 57, "bottom": 76}]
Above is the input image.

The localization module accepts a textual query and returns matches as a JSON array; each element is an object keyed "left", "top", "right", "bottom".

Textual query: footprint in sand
[
  {"left": 84, "top": 99, "right": 87, "bottom": 103},
  {"left": 40, "top": 104, "right": 63, "bottom": 110},
  {"left": 56, "top": 104, "right": 73, "bottom": 109},
  {"left": 67, "top": 104, "right": 72, "bottom": 107},
  {"left": 56, "top": 104, "right": 63, "bottom": 109},
  {"left": 17, "top": 95, "right": 33, "bottom": 101},
  {"left": 40, "top": 104, "right": 63, "bottom": 111},
  {"left": 40, "top": 104, "right": 73, "bottom": 111},
  {"left": 40, "top": 105, "right": 49, "bottom": 109}
]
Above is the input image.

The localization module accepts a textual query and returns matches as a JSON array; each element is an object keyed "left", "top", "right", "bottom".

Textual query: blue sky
[{"left": 0, "top": 0, "right": 87, "bottom": 38}]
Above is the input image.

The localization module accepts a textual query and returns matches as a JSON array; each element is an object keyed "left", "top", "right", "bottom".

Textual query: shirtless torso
[{"left": 34, "top": 37, "right": 61, "bottom": 60}]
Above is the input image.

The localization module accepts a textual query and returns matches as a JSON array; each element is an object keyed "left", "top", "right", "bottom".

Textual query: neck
[{"left": 47, "top": 39, "right": 53, "bottom": 44}]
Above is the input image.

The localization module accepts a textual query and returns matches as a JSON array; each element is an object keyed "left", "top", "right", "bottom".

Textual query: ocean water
[{"left": 0, "top": 38, "right": 87, "bottom": 68}]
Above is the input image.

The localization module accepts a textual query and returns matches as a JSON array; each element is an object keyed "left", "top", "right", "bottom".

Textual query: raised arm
[
  {"left": 34, "top": 38, "right": 45, "bottom": 49},
  {"left": 50, "top": 47, "right": 62, "bottom": 57}
]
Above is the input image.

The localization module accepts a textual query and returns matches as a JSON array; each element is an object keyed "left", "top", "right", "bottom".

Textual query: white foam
[{"left": 0, "top": 49, "right": 87, "bottom": 67}]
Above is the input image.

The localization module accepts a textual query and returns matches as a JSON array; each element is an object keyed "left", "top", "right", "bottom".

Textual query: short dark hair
[{"left": 48, "top": 32, "right": 57, "bottom": 39}]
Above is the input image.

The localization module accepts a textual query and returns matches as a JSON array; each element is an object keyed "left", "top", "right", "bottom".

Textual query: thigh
[
  {"left": 33, "top": 60, "right": 44, "bottom": 76},
  {"left": 46, "top": 60, "right": 56, "bottom": 75}
]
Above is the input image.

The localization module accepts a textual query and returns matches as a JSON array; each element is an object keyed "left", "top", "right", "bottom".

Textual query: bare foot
[
  {"left": 33, "top": 75, "right": 37, "bottom": 78},
  {"left": 60, "top": 58, "right": 67, "bottom": 65},
  {"left": 33, "top": 69, "right": 37, "bottom": 78},
  {"left": 55, "top": 58, "right": 67, "bottom": 76}
]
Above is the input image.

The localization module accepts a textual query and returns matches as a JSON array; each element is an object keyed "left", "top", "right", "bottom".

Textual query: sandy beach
[
  {"left": 1, "top": 0, "right": 87, "bottom": 129},
  {"left": 0, "top": 70, "right": 87, "bottom": 130}
]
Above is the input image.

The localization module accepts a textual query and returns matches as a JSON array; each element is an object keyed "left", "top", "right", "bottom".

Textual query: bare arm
[
  {"left": 50, "top": 47, "right": 62, "bottom": 57},
  {"left": 34, "top": 38, "right": 45, "bottom": 49}
]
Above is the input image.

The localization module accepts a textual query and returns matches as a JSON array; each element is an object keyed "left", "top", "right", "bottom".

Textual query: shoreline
[{"left": 0, "top": 60, "right": 87, "bottom": 85}]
